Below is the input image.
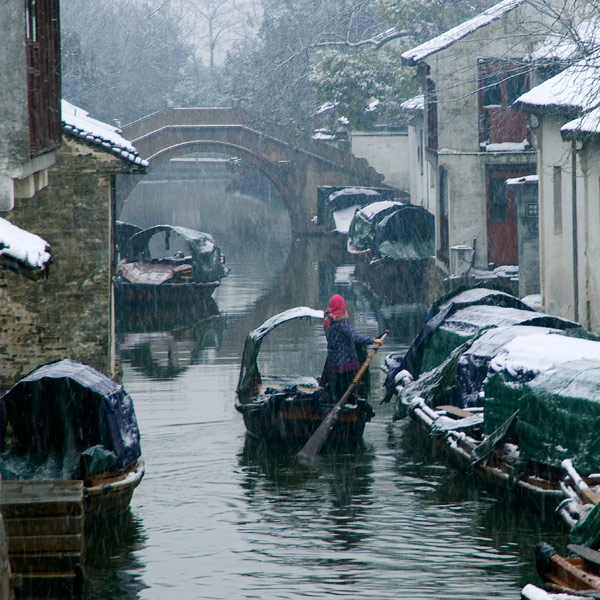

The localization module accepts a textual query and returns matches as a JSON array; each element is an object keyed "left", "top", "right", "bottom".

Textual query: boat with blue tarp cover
[
  {"left": 0, "top": 359, "right": 144, "bottom": 517},
  {"left": 382, "top": 288, "right": 600, "bottom": 510},
  {"left": 235, "top": 307, "right": 375, "bottom": 446}
]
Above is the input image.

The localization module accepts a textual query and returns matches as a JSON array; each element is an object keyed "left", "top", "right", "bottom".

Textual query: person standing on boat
[{"left": 323, "top": 294, "right": 382, "bottom": 401}]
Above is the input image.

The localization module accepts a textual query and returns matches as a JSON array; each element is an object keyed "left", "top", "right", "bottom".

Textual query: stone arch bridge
[{"left": 117, "top": 107, "right": 390, "bottom": 233}]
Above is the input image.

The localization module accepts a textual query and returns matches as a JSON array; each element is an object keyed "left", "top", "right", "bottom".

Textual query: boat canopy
[
  {"left": 384, "top": 288, "right": 580, "bottom": 395},
  {"left": 0, "top": 359, "right": 141, "bottom": 480},
  {"left": 372, "top": 204, "right": 434, "bottom": 261},
  {"left": 487, "top": 352, "right": 600, "bottom": 473},
  {"left": 347, "top": 201, "right": 404, "bottom": 253},
  {"left": 317, "top": 186, "right": 395, "bottom": 231},
  {"left": 236, "top": 307, "right": 324, "bottom": 399},
  {"left": 125, "top": 224, "right": 227, "bottom": 283}
]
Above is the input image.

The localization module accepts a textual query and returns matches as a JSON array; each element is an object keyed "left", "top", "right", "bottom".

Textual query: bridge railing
[{"left": 121, "top": 107, "right": 384, "bottom": 182}]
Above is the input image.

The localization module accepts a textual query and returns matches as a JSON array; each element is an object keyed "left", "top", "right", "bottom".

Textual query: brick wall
[{"left": 0, "top": 135, "right": 140, "bottom": 387}]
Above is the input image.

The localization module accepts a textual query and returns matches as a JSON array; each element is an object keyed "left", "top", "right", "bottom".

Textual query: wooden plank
[
  {"left": 8, "top": 534, "right": 83, "bottom": 554},
  {"left": 568, "top": 544, "right": 600, "bottom": 567},
  {"left": 0, "top": 481, "right": 83, "bottom": 518},
  {"left": 9, "top": 552, "right": 81, "bottom": 573},
  {"left": 4, "top": 515, "right": 82, "bottom": 537},
  {"left": 437, "top": 404, "right": 474, "bottom": 419}
]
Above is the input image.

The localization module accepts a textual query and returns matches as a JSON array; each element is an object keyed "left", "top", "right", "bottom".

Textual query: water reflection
[
  {"left": 83, "top": 510, "right": 148, "bottom": 599},
  {"left": 118, "top": 314, "right": 226, "bottom": 380}
]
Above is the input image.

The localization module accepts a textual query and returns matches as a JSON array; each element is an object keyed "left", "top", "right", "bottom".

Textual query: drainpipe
[{"left": 571, "top": 141, "right": 579, "bottom": 323}]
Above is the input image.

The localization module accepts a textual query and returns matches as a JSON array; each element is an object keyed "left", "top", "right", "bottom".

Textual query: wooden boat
[
  {"left": 535, "top": 541, "right": 600, "bottom": 596},
  {"left": 351, "top": 202, "right": 435, "bottom": 302},
  {"left": 235, "top": 307, "right": 375, "bottom": 446},
  {"left": 383, "top": 288, "right": 600, "bottom": 510},
  {"left": 521, "top": 582, "right": 595, "bottom": 599},
  {"left": 0, "top": 359, "right": 144, "bottom": 518},
  {"left": 115, "top": 224, "right": 229, "bottom": 307}
]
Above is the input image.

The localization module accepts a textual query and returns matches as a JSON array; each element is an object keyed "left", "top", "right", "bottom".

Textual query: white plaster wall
[
  {"left": 578, "top": 140, "right": 600, "bottom": 330},
  {"left": 351, "top": 131, "right": 409, "bottom": 191},
  {"left": 536, "top": 116, "right": 576, "bottom": 321}
]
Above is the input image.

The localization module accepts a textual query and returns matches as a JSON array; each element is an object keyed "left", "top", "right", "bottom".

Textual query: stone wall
[{"left": 0, "top": 135, "right": 136, "bottom": 387}]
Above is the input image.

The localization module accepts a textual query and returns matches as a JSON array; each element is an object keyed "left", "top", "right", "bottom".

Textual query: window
[
  {"left": 490, "top": 178, "right": 508, "bottom": 221},
  {"left": 483, "top": 72, "right": 502, "bottom": 106},
  {"left": 506, "top": 72, "right": 527, "bottom": 104},
  {"left": 25, "top": 0, "right": 37, "bottom": 42},
  {"left": 426, "top": 79, "right": 438, "bottom": 150},
  {"left": 553, "top": 166, "right": 562, "bottom": 234}
]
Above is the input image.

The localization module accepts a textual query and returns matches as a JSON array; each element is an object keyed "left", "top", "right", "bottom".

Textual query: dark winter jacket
[{"left": 325, "top": 317, "right": 373, "bottom": 373}]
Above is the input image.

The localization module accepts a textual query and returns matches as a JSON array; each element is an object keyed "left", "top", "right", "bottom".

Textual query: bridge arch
[
  {"left": 146, "top": 140, "right": 300, "bottom": 226},
  {"left": 118, "top": 107, "right": 390, "bottom": 233}
]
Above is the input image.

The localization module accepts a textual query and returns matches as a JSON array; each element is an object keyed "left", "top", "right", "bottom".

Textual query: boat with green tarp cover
[
  {"left": 0, "top": 359, "right": 144, "bottom": 517},
  {"left": 381, "top": 288, "right": 600, "bottom": 509},
  {"left": 235, "top": 307, "right": 375, "bottom": 446}
]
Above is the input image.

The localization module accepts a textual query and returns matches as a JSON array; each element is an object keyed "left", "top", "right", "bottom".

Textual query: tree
[
  {"left": 175, "top": 0, "right": 261, "bottom": 69},
  {"left": 224, "top": 0, "right": 385, "bottom": 129},
  {"left": 309, "top": 0, "right": 499, "bottom": 130},
  {"left": 61, "top": 0, "right": 193, "bottom": 124}
]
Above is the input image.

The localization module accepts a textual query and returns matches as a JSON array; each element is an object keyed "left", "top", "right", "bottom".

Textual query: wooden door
[{"left": 486, "top": 165, "right": 534, "bottom": 266}]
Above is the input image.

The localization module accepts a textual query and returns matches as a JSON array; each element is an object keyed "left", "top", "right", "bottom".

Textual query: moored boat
[
  {"left": 383, "top": 288, "right": 600, "bottom": 510},
  {"left": 115, "top": 224, "right": 229, "bottom": 307},
  {"left": 0, "top": 359, "right": 144, "bottom": 518},
  {"left": 235, "top": 307, "right": 376, "bottom": 447},
  {"left": 535, "top": 542, "right": 600, "bottom": 596}
]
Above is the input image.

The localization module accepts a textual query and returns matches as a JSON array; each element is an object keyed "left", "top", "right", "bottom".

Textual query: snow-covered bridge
[{"left": 118, "top": 107, "right": 388, "bottom": 232}]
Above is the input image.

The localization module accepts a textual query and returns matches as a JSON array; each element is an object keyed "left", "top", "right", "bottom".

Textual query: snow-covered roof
[
  {"left": 0, "top": 216, "right": 51, "bottom": 274},
  {"left": 61, "top": 100, "right": 148, "bottom": 167},
  {"left": 529, "top": 19, "right": 600, "bottom": 62},
  {"left": 401, "top": 95, "right": 424, "bottom": 112},
  {"left": 561, "top": 105, "right": 600, "bottom": 137},
  {"left": 402, "top": 0, "right": 525, "bottom": 63},
  {"left": 514, "top": 59, "right": 600, "bottom": 113}
]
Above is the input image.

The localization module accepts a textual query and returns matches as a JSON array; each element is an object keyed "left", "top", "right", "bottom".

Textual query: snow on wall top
[
  {"left": 0, "top": 217, "right": 51, "bottom": 270},
  {"left": 401, "top": 95, "right": 424, "bottom": 112},
  {"left": 515, "top": 59, "right": 600, "bottom": 112},
  {"left": 402, "top": 0, "right": 524, "bottom": 63},
  {"left": 61, "top": 100, "right": 148, "bottom": 167}
]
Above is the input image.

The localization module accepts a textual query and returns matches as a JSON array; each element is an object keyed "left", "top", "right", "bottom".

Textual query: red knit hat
[{"left": 327, "top": 294, "right": 346, "bottom": 318}]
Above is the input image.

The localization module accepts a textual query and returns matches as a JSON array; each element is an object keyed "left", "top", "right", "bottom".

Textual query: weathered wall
[
  {"left": 0, "top": 135, "right": 128, "bottom": 386},
  {"left": 351, "top": 131, "right": 410, "bottom": 191},
  {"left": 419, "top": 2, "right": 552, "bottom": 273}
]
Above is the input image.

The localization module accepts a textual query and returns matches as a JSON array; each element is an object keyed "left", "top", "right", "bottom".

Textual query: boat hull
[
  {"left": 115, "top": 280, "right": 219, "bottom": 307},
  {"left": 238, "top": 398, "right": 373, "bottom": 447},
  {"left": 405, "top": 400, "right": 566, "bottom": 512},
  {"left": 83, "top": 459, "right": 145, "bottom": 518},
  {"left": 535, "top": 541, "right": 600, "bottom": 594}
]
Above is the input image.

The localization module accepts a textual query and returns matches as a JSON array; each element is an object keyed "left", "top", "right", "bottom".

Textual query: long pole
[{"left": 298, "top": 332, "right": 387, "bottom": 462}]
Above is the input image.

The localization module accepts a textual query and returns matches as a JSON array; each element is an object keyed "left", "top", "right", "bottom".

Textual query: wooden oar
[{"left": 297, "top": 332, "right": 387, "bottom": 463}]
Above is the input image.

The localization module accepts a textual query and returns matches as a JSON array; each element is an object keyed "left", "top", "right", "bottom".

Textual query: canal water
[{"left": 89, "top": 166, "right": 568, "bottom": 599}]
